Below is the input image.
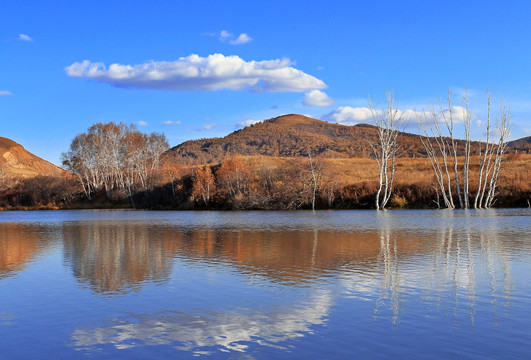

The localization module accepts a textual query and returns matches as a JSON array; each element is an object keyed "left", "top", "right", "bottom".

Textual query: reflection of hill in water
[
  {"left": 0, "top": 223, "right": 44, "bottom": 279},
  {"left": 63, "top": 223, "right": 396, "bottom": 293},
  {"left": 69, "top": 214, "right": 528, "bottom": 356},
  {"left": 61, "top": 217, "right": 529, "bottom": 295},
  {"left": 62, "top": 223, "right": 180, "bottom": 294},
  {"left": 165, "top": 227, "right": 404, "bottom": 284}
]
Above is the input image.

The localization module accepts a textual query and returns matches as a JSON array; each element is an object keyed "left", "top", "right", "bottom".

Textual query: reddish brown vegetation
[
  {"left": 167, "top": 114, "right": 516, "bottom": 166},
  {"left": 178, "top": 154, "right": 530, "bottom": 210},
  {"left": 0, "top": 116, "right": 529, "bottom": 210}
]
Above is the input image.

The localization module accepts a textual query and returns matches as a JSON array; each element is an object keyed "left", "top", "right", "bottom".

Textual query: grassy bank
[{"left": 0, "top": 154, "right": 529, "bottom": 210}]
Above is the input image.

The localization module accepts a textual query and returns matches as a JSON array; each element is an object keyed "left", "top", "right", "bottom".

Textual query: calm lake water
[{"left": 0, "top": 209, "right": 530, "bottom": 359}]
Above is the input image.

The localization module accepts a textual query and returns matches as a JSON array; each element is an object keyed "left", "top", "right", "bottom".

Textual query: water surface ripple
[{"left": 0, "top": 209, "right": 530, "bottom": 359}]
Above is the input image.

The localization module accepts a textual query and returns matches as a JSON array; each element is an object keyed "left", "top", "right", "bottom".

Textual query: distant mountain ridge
[
  {"left": 169, "top": 114, "right": 531, "bottom": 165},
  {"left": 0, "top": 137, "right": 64, "bottom": 178},
  {"left": 168, "top": 114, "right": 428, "bottom": 165},
  {"left": 507, "top": 136, "right": 531, "bottom": 151}
]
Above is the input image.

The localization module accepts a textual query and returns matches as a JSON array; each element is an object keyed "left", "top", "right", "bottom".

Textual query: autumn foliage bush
[
  {"left": 0, "top": 175, "right": 80, "bottom": 209},
  {"left": 2, "top": 147, "right": 528, "bottom": 211}
]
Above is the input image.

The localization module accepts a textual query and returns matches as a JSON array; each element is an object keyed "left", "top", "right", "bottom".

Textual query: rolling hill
[
  {"left": 168, "top": 114, "right": 524, "bottom": 165},
  {"left": 0, "top": 137, "right": 64, "bottom": 178},
  {"left": 167, "top": 114, "right": 428, "bottom": 165},
  {"left": 507, "top": 136, "right": 531, "bottom": 152}
]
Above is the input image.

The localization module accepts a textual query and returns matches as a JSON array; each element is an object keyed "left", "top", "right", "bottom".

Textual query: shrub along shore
[{"left": 1, "top": 154, "right": 529, "bottom": 210}]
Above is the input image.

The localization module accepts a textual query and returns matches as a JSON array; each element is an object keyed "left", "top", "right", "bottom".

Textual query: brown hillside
[
  {"left": 0, "top": 137, "right": 64, "bottom": 178},
  {"left": 168, "top": 114, "right": 427, "bottom": 165},
  {"left": 507, "top": 136, "right": 531, "bottom": 153},
  {"left": 168, "top": 114, "right": 508, "bottom": 165}
]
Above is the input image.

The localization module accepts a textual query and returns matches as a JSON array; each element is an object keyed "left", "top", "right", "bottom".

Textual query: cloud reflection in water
[{"left": 71, "top": 290, "right": 332, "bottom": 355}]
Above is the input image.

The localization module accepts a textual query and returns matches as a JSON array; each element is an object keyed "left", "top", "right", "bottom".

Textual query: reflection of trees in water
[
  {"left": 374, "top": 213, "right": 401, "bottom": 324},
  {"left": 365, "top": 210, "right": 514, "bottom": 325},
  {"left": 479, "top": 211, "right": 513, "bottom": 325},
  {"left": 0, "top": 223, "right": 46, "bottom": 279},
  {"left": 65, "top": 225, "right": 345, "bottom": 355},
  {"left": 62, "top": 222, "right": 179, "bottom": 294},
  {"left": 61, "top": 216, "right": 519, "bottom": 308},
  {"left": 65, "top": 213, "right": 526, "bottom": 356},
  {"left": 61, "top": 222, "right": 387, "bottom": 294},
  {"left": 71, "top": 290, "right": 333, "bottom": 355},
  {"left": 167, "top": 227, "right": 382, "bottom": 285}
]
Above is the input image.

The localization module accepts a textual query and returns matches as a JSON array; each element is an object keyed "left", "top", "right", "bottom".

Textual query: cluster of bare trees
[
  {"left": 62, "top": 122, "right": 168, "bottom": 207},
  {"left": 416, "top": 91, "right": 511, "bottom": 209},
  {"left": 192, "top": 166, "right": 215, "bottom": 206},
  {"left": 367, "top": 93, "right": 408, "bottom": 210},
  {"left": 367, "top": 90, "right": 511, "bottom": 210},
  {"left": 473, "top": 94, "right": 511, "bottom": 208},
  {"left": 418, "top": 92, "right": 471, "bottom": 209}
]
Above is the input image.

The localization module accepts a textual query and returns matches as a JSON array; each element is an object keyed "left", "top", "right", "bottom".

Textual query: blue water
[{"left": 0, "top": 209, "right": 530, "bottom": 359}]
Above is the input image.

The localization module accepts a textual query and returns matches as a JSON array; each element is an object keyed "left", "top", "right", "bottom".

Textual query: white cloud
[
  {"left": 237, "top": 119, "right": 262, "bottom": 128},
  {"left": 441, "top": 106, "right": 473, "bottom": 123},
  {"left": 400, "top": 109, "right": 429, "bottom": 121},
  {"left": 323, "top": 105, "right": 474, "bottom": 126},
  {"left": 523, "top": 128, "right": 530, "bottom": 135},
  {"left": 163, "top": 120, "right": 182, "bottom": 125},
  {"left": 219, "top": 30, "right": 232, "bottom": 41},
  {"left": 18, "top": 34, "right": 33, "bottom": 42},
  {"left": 415, "top": 105, "right": 473, "bottom": 124},
  {"left": 137, "top": 121, "right": 148, "bottom": 126},
  {"left": 0, "top": 91, "right": 13, "bottom": 96},
  {"left": 322, "top": 106, "right": 374, "bottom": 125},
  {"left": 303, "top": 90, "right": 334, "bottom": 107},
  {"left": 230, "top": 33, "right": 252, "bottom": 45},
  {"left": 65, "top": 54, "right": 326, "bottom": 92},
  {"left": 219, "top": 30, "right": 252, "bottom": 45},
  {"left": 203, "top": 123, "right": 217, "bottom": 130}
]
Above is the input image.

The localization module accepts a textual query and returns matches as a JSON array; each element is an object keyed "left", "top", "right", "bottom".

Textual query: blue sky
[{"left": 1, "top": 0, "right": 531, "bottom": 165}]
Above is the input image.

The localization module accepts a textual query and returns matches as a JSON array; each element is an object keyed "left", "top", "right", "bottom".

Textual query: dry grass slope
[
  {"left": 0, "top": 137, "right": 64, "bottom": 178},
  {"left": 168, "top": 114, "right": 526, "bottom": 166}
]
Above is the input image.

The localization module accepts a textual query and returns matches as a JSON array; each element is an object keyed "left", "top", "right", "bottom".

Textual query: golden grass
[{"left": 241, "top": 154, "right": 531, "bottom": 191}]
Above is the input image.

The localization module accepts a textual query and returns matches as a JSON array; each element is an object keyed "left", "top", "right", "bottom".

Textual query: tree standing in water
[
  {"left": 418, "top": 90, "right": 511, "bottom": 209},
  {"left": 368, "top": 92, "right": 407, "bottom": 210}
]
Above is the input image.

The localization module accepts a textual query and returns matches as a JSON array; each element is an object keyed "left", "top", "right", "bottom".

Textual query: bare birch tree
[
  {"left": 368, "top": 92, "right": 407, "bottom": 210},
  {"left": 321, "top": 163, "right": 341, "bottom": 208},
  {"left": 307, "top": 148, "right": 323, "bottom": 211},
  {"left": 418, "top": 90, "right": 510, "bottom": 209},
  {"left": 417, "top": 90, "right": 472, "bottom": 208},
  {"left": 474, "top": 93, "right": 511, "bottom": 208},
  {"left": 460, "top": 93, "right": 472, "bottom": 209},
  {"left": 418, "top": 105, "right": 455, "bottom": 208},
  {"left": 217, "top": 155, "right": 251, "bottom": 202},
  {"left": 62, "top": 122, "right": 169, "bottom": 203},
  {"left": 62, "top": 133, "right": 97, "bottom": 200},
  {"left": 474, "top": 92, "right": 494, "bottom": 209},
  {"left": 162, "top": 161, "right": 181, "bottom": 197},
  {"left": 192, "top": 165, "right": 215, "bottom": 206}
]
